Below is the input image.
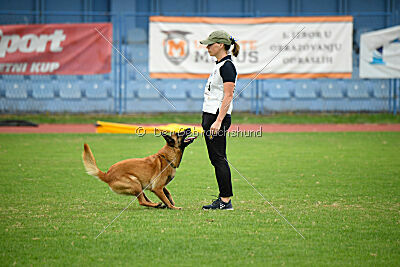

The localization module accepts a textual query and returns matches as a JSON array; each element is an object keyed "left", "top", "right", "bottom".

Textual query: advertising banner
[
  {"left": 149, "top": 16, "right": 353, "bottom": 79},
  {"left": 360, "top": 25, "right": 400, "bottom": 79},
  {"left": 0, "top": 23, "right": 112, "bottom": 75}
]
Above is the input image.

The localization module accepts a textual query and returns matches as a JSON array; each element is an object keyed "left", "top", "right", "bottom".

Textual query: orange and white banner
[
  {"left": 0, "top": 23, "right": 112, "bottom": 75},
  {"left": 149, "top": 16, "right": 353, "bottom": 79}
]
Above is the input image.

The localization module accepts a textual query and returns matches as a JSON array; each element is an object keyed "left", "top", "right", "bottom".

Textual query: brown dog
[{"left": 82, "top": 128, "right": 196, "bottom": 210}]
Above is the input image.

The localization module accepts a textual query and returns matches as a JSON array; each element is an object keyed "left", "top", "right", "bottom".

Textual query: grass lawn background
[
  {"left": 0, "top": 132, "right": 399, "bottom": 266},
  {"left": 1, "top": 112, "right": 400, "bottom": 125}
]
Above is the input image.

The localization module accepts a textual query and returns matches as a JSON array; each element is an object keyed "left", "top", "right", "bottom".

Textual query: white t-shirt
[{"left": 202, "top": 55, "right": 237, "bottom": 114}]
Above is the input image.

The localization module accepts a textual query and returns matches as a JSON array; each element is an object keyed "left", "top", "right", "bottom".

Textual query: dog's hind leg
[
  {"left": 163, "top": 187, "right": 175, "bottom": 206},
  {"left": 142, "top": 192, "right": 152, "bottom": 203},
  {"left": 114, "top": 176, "right": 161, "bottom": 208},
  {"left": 128, "top": 177, "right": 162, "bottom": 208},
  {"left": 141, "top": 192, "right": 163, "bottom": 208},
  {"left": 137, "top": 193, "right": 163, "bottom": 208},
  {"left": 152, "top": 188, "right": 181, "bottom": 210}
]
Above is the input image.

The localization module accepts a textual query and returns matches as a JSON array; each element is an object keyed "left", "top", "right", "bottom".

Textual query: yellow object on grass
[{"left": 96, "top": 121, "right": 203, "bottom": 135}]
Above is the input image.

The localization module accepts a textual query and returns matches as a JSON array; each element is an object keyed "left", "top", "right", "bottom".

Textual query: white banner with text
[{"left": 149, "top": 16, "right": 353, "bottom": 79}]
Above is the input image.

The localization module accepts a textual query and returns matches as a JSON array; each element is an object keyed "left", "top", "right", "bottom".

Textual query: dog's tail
[{"left": 82, "top": 143, "right": 109, "bottom": 183}]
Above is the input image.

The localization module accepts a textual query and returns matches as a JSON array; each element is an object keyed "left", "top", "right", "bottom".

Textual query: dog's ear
[{"left": 161, "top": 132, "right": 175, "bottom": 147}]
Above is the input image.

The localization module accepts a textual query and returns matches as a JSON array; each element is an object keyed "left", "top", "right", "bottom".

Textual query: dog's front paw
[
  {"left": 156, "top": 203, "right": 166, "bottom": 209},
  {"left": 169, "top": 206, "right": 182, "bottom": 210}
]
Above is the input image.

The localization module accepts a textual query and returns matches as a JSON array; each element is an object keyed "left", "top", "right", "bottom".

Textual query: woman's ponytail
[
  {"left": 229, "top": 36, "right": 240, "bottom": 57},
  {"left": 232, "top": 42, "right": 240, "bottom": 57}
]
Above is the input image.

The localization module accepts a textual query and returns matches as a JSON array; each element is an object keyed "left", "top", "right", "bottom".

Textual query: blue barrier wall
[{"left": 0, "top": 0, "right": 399, "bottom": 114}]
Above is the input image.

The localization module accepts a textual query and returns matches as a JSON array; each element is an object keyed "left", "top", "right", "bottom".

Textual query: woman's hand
[{"left": 210, "top": 120, "right": 222, "bottom": 135}]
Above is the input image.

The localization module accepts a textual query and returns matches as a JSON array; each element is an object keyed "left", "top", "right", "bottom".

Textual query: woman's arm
[{"left": 210, "top": 82, "right": 235, "bottom": 134}]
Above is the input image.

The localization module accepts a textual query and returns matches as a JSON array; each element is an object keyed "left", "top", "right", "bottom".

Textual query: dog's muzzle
[{"left": 181, "top": 128, "right": 197, "bottom": 146}]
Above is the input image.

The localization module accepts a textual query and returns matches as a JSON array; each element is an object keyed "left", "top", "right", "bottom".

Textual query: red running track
[{"left": 1, "top": 124, "right": 400, "bottom": 133}]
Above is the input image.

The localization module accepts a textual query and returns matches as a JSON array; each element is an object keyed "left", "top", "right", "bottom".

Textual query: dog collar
[{"left": 160, "top": 155, "right": 177, "bottom": 169}]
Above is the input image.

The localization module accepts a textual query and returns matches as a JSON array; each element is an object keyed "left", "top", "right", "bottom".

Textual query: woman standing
[{"left": 200, "top": 30, "right": 240, "bottom": 210}]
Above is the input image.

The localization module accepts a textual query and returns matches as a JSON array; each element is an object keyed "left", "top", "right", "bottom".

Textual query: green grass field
[
  {"left": 1, "top": 132, "right": 399, "bottom": 266},
  {"left": 1, "top": 112, "right": 400, "bottom": 124}
]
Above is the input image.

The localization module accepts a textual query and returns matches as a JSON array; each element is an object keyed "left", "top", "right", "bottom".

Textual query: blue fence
[{"left": 0, "top": 0, "right": 399, "bottom": 114}]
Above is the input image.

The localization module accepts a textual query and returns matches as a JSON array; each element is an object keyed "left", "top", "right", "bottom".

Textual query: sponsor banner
[
  {"left": 149, "top": 16, "right": 353, "bottom": 79},
  {"left": 360, "top": 25, "right": 400, "bottom": 79},
  {"left": 0, "top": 23, "right": 112, "bottom": 75}
]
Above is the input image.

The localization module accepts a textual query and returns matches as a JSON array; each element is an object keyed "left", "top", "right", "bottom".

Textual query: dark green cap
[{"left": 200, "top": 30, "right": 232, "bottom": 45}]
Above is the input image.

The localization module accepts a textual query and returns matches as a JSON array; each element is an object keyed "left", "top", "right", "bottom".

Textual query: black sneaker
[{"left": 202, "top": 197, "right": 234, "bottom": 210}]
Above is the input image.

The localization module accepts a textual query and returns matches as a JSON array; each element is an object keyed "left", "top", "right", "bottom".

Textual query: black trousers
[{"left": 201, "top": 111, "right": 233, "bottom": 197}]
